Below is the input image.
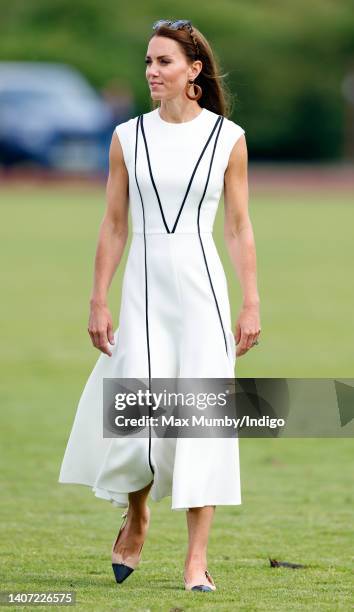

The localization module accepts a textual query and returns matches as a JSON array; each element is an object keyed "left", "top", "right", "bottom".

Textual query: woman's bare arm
[
  {"left": 223, "top": 135, "right": 261, "bottom": 356},
  {"left": 87, "top": 131, "right": 129, "bottom": 355}
]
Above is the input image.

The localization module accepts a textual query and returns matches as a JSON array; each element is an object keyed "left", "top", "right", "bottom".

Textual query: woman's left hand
[{"left": 234, "top": 303, "right": 261, "bottom": 357}]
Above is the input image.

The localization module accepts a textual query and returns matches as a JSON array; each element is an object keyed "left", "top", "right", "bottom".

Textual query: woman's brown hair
[{"left": 149, "top": 23, "right": 234, "bottom": 118}]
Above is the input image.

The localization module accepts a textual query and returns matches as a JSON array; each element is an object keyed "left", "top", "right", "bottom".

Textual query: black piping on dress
[{"left": 133, "top": 112, "right": 229, "bottom": 476}]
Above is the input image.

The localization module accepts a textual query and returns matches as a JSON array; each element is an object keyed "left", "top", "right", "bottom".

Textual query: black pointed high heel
[{"left": 111, "top": 507, "right": 149, "bottom": 584}]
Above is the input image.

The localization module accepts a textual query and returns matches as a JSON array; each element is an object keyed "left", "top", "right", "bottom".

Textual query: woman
[{"left": 59, "top": 19, "right": 261, "bottom": 592}]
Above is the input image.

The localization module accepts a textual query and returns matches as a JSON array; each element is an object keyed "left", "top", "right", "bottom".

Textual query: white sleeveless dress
[{"left": 58, "top": 106, "right": 245, "bottom": 511}]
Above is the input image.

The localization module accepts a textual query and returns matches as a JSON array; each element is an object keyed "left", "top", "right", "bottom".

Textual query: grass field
[{"left": 1, "top": 183, "right": 353, "bottom": 610}]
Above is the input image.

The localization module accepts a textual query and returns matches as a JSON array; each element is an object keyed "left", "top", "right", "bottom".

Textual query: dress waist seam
[{"left": 132, "top": 231, "right": 213, "bottom": 235}]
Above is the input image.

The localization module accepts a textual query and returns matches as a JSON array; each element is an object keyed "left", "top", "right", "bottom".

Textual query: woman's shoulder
[
  {"left": 217, "top": 111, "right": 245, "bottom": 138},
  {"left": 203, "top": 108, "right": 245, "bottom": 143},
  {"left": 201, "top": 110, "right": 245, "bottom": 171},
  {"left": 114, "top": 110, "right": 158, "bottom": 144},
  {"left": 115, "top": 115, "right": 138, "bottom": 138},
  {"left": 114, "top": 115, "right": 141, "bottom": 166}
]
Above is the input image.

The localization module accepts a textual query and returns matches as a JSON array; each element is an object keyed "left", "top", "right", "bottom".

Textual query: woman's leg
[
  {"left": 184, "top": 505, "right": 216, "bottom": 585},
  {"left": 113, "top": 480, "right": 153, "bottom": 557}
]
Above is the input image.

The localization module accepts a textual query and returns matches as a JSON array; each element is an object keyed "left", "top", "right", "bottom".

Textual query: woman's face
[{"left": 145, "top": 35, "right": 201, "bottom": 101}]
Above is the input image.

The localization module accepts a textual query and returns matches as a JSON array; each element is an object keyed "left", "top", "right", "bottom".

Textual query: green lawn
[{"left": 1, "top": 184, "right": 353, "bottom": 610}]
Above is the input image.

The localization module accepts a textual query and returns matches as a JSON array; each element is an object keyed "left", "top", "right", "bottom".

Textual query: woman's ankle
[{"left": 185, "top": 552, "right": 208, "bottom": 570}]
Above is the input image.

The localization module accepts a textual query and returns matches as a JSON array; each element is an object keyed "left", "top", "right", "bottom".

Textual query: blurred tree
[{"left": 1, "top": 0, "right": 353, "bottom": 160}]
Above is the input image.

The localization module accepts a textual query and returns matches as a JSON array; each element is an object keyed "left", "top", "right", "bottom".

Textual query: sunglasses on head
[
  {"left": 152, "top": 19, "right": 193, "bottom": 32},
  {"left": 152, "top": 19, "right": 199, "bottom": 56}
]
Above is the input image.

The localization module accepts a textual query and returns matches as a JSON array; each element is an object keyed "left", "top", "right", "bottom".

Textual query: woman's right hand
[{"left": 88, "top": 302, "right": 115, "bottom": 356}]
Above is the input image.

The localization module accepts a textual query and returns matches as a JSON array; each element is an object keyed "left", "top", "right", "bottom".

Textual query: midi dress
[{"left": 58, "top": 106, "right": 245, "bottom": 511}]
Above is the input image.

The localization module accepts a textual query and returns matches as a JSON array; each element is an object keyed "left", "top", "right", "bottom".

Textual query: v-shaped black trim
[{"left": 139, "top": 113, "right": 223, "bottom": 234}]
